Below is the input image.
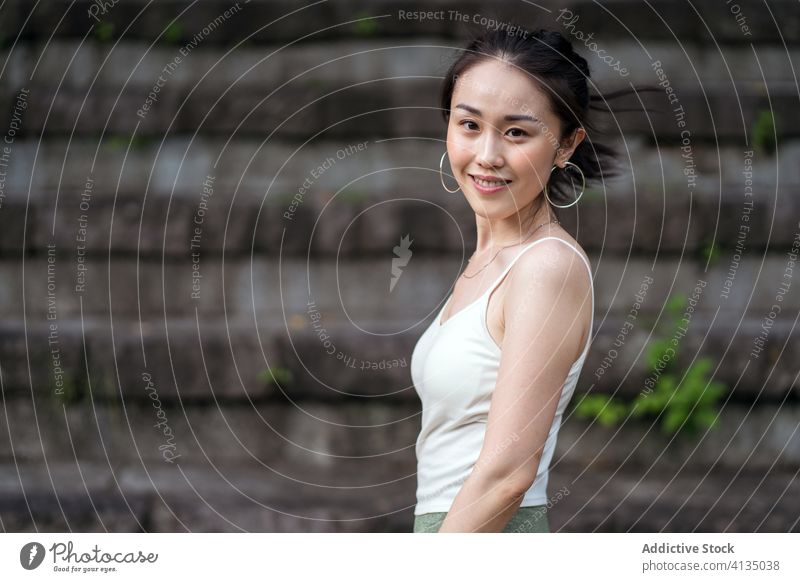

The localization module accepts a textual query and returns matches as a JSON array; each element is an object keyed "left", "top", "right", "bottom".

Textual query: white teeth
[{"left": 473, "top": 176, "right": 507, "bottom": 188}]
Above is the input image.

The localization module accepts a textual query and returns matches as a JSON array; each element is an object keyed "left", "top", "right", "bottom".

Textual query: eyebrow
[{"left": 454, "top": 103, "right": 540, "bottom": 123}]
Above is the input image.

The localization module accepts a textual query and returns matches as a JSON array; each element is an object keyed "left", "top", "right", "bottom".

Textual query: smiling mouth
[{"left": 468, "top": 174, "right": 512, "bottom": 191}]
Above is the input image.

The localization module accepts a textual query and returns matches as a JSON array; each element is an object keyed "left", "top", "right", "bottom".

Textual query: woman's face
[{"left": 446, "top": 59, "right": 573, "bottom": 222}]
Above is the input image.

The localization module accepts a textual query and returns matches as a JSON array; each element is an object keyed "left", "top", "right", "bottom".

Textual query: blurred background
[{"left": 0, "top": 0, "right": 798, "bottom": 532}]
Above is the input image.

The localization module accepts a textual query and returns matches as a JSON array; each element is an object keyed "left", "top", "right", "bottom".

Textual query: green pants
[{"left": 413, "top": 505, "right": 549, "bottom": 533}]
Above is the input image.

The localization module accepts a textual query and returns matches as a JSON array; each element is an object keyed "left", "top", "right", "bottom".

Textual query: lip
[{"left": 468, "top": 174, "right": 512, "bottom": 194}]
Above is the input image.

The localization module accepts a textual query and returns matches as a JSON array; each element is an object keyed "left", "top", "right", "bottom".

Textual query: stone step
[
  {"left": 3, "top": 78, "right": 796, "bottom": 140},
  {"left": 547, "top": 463, "right": 800, "bottom": 532},
  {"left": 2, "top": 0, "right": 796, "bottom": 45},
  {"left": 0, "top": 314, "right": 797, "bottom": 402},
  {"left": 1, "top": 138, "right": 794, "bottom": 206},
  {"left": 554, "top": 404, "right": 800, "bottom": 474},
  {"left": 0, "top": 459, "right": 416, "bottom": 532},
  {"left": 2, "top": 254, "right": 798, "bottom": 321},
  {"left": 1, "top": 399, "right": 796, "bottom": 470},
  {"left": 4, "top": 39, "right": 797, "bottom": 99},
  {"left": 1, "top": 459, "right": 797, "bottom": 531},
  {"left": 1, "top": 189, "right": 798, "bottom": 257},
  {"left": 0, "top": 398, "right": 422, "bottom": 466}
]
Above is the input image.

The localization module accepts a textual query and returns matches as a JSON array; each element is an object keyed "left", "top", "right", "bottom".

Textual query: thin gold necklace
[{"left": 461, "top": 218, "right": 560, "bottom": 279}]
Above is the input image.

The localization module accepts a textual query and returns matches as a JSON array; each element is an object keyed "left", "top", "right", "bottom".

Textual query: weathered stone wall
[{"left": 0, "top": 0, "right": 798, "bottom": 531}]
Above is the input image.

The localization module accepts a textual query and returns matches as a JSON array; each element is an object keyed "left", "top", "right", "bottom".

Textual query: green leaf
[
  {"left": 693, "top": 408, "right": 718, "bottom": 429},
  {"left": 258, "top": 366, "right": 293, "bottom": 386},
  {"left": 665, "top": 294, "right": 687, "bottom": 316},
  {"left": 663, "top": 408, "right": 686, "bottom": 434},
  {"left": 753, "top": 109, "right": 777, "bottom": 155},
  {"left": 574, "top": 394, "right": 628, "bottom": 427},
  {"left": 94, "top": 22, "right": 114, "bottom": 42},
  {"left": 352, "top": 14, "right": 378, "bottom": 36},
  {"left": 163, "top": 22, "right": 184, "bottom": 44}
]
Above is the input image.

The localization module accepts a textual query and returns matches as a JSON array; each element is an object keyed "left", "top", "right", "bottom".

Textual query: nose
[{"left": 475, "top": 131, "right": 505, "bottom": 168}]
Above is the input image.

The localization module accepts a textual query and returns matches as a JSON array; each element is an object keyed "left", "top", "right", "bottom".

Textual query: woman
[{"left": 410, "top": 27, "right": 621, "bottom": 533}]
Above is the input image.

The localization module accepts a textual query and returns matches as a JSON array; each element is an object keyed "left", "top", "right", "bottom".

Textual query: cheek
[
  {"left": 508, "top": 145, "right": 554, "bottom": 185},
  {"left": 446, "top": 130, "right": 472, "bottom": 169}
]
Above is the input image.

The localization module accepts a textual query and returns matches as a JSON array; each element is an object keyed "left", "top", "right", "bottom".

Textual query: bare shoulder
[{"left": 510, "top": 233, "right": 592, "bottom": 288}]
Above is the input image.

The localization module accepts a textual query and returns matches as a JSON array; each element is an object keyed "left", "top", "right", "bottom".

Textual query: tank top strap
[
  {"left": 485, "top": 236, "right": 592, "bottom": 298},
  {"left": 483, "top": 236, "right": 594, "bottom": 356}
]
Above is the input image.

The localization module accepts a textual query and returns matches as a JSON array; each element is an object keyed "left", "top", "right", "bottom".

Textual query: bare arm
[{"left": 437, "top": 241, "right": 591, "bottom": 532}]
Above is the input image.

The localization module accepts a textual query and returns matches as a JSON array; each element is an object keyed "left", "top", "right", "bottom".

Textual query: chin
[{"left": 469, "top": 205, "right": 513, "bottom": 220}]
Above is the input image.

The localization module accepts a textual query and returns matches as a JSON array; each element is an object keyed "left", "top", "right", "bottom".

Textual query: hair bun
[{"left": 532, "top": 28, "right": 591, "bottom": 77}]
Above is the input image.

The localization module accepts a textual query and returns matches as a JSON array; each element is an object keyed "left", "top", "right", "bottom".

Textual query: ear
[{"left": 555, "top": 127, "right": 586, "bottom": 168}]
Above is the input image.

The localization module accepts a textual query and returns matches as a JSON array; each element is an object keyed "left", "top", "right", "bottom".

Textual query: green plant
[
  {"left": 258, "top": 365, "right": 293, "bottom": 386},
  {"left": 752, "top": 109, "right": 777, "bottom": 155},
  {"left": 352, "top": 13, "right": 378, "bottom": 36},
  {"left": 106, "top": 134, "right": 148, "bottom": 151},
  {"left": 573, "top": 394, "right": 627, "bottom": 427},
  {"left": 698, "top": 239, "right": 720, "bottom": 266},
  {"left": 574, "top": 292, "right": 727, "bottom": 436},
  {"left": 93, "top": 22, "right": 114, "bottom": 42},
  {"left": 53, "top": 373, "right": 83, "bottom": 405},
  {"left": 163, "top": 22, "right": 184, "bottom": 44},
  {"left": 631, "top": 357, "right": 725, "bottom": 435}
]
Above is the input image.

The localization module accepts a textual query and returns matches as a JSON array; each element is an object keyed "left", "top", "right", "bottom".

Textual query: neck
[{"left": 473, "top": 197, "right": 557, "bottom": 255}]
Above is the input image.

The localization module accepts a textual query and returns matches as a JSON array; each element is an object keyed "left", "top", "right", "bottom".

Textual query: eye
[
  {"left": 506, "top": 127, "right": 528, "bottom": 138},
  {"left": 458, "top": 119, "right": 479, "bottom": 131}
]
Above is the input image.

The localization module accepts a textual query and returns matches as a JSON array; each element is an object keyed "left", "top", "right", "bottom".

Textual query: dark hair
[{"left": 441, "top": 26, "right": 651, "bottom": 213}]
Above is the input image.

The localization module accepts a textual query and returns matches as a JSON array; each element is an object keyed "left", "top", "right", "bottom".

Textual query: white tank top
[{"left": 410, "top": 236, "right": 594, "bottom": 515}]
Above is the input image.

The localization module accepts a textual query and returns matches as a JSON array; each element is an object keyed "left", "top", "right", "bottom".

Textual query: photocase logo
[
  {"left": 20, "top": 542, "right": 46, "bottom": 570},
  {"left": 389, "top": 234, "right": 414, "bottom": 292},
  {"left": 87, "top": 0, "right": 119, "bottom": 22}
]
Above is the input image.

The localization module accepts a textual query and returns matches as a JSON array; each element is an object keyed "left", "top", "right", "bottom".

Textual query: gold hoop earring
[
  {"left": 544, "top": 161, "right": 585, "bottom": 208},
  {"left": 439, "top": 151, "right": 460, "bottom": 193}
]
